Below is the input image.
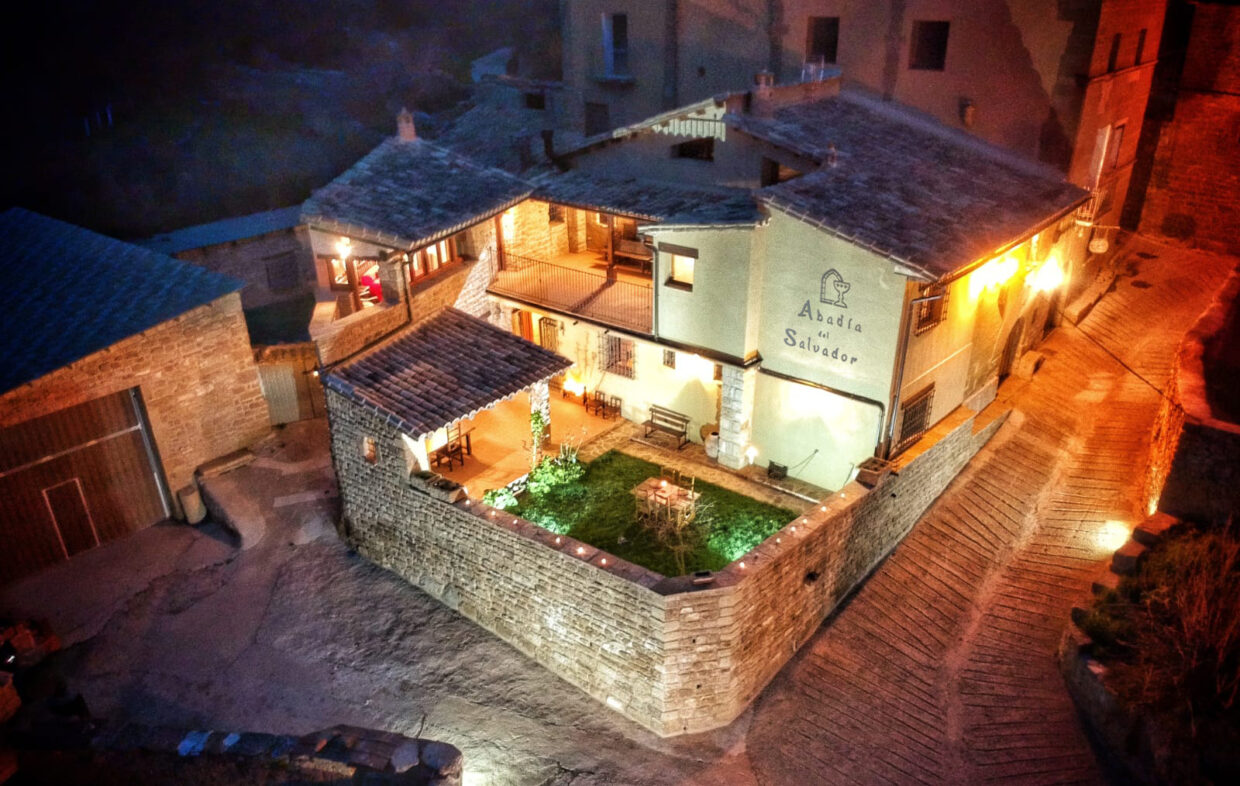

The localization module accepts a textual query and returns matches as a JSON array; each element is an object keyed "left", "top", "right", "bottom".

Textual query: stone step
[
  {"left": 1092, "top": 570, "right": 1121, "bottom": 595},
  {"left": 197, "top": 448, "right": 255, "bottom": 479},
  {"left": 1111, "top": 539, "right": 1147, "bottom": 576},
  {"left": 1133, "top": 512, "right": 1179, "bottom": 547}
]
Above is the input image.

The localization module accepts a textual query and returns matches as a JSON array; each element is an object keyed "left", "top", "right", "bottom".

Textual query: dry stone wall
[{"left": 328, "top": 383, "right": 1004, "bottom": 735}]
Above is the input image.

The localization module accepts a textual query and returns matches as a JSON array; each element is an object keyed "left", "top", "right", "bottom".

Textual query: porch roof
[
  {"left": 532, "top": 171, "right": 761, "bottom": 226},
  {"left": 322, "top": 308, "right": 571, "bottom": 439},
  {"left": 301, "top": 137, "right": 533, "bottom": 250}
]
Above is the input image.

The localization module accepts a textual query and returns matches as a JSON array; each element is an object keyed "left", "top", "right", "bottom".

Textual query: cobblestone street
[{"left": 1, "top": 239, "right": 1233, "bottom": 786}]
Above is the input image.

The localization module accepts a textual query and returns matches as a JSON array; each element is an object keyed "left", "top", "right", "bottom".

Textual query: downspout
[{"left": 883, "top": 291, "right": 943, "bottom": 457}]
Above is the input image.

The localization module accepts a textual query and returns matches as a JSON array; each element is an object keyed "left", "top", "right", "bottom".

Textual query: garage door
[{"left": 0, "top": 389, "right": 170, "bottom": 584}]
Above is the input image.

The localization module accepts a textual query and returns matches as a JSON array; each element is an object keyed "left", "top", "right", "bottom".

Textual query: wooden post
[
  {"left": 344, "top": 258, "right": 362, "bottom": 313},
  {"left": 494, "top": 215, "right": 507, "bottom": 270}
]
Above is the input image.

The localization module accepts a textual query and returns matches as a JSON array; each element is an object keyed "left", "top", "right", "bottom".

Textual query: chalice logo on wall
[{"left": 819, "top": 269, "right": 851, "bottom": 308}]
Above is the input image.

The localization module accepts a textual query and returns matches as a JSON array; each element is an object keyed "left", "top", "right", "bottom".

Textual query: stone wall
[
  {"left": 1138, "top": 3, "right": 1240, "bottom": 253},
  {"left": 1144, "top": 269, "right": 1240, "bottom": 525},
  {"left": 174, "top": 226, "right": 315, "bottom": 308},
  {"left": 0, "top": 292, "right": 269, "bottom": 512},
  {"left": 328, "top": 382, "right": 1005, "bottom": 735}
]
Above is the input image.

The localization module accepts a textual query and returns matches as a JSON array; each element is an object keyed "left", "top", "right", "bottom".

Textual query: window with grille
[
  {"left": 910, "top": 21, "right": 950, "bottom": 70},
  {"left": 601, "top": 335, "right": 636, "bottom": 379},
  {"left": 547, "top": 203, "right": 564, "bottom": 223},
  {"left": 663, "top": 349, "right": 676, "bottom": 368},
  {"left": 538, "top": 317, "right": 560, "bottom": 352},
  {"left": 914, "top": 286, "right": 949, "bottom": 334},
  {"left": 672, "top": 138, "right": 714, "bottom": 161},
  {"left": 897, "top": 385, "right": 935, "bottom": 451}
]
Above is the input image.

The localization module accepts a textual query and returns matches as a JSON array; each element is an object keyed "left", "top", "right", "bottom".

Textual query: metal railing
[{"left": 488, "top": 251, "right": 652, "bottom": 335}]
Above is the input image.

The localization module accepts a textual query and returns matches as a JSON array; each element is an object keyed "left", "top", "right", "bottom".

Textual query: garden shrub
[{"left": 482, "top": 486, "right": 518, "bottom": 510}]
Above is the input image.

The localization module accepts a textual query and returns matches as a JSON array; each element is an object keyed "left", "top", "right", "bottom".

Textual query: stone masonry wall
[
  {"left": 175, "top": 226, "right": 314, "bottom": 309},
  {"left": 0, "top": 293, "right": 268, "bottom": 511},
  {"left": 1145, "top": 269, "right": 1240, "bottom": 524},
  {"left": 325, "top": 388, "right": 674, "bottom": 732},
  {"left": 329, "top": 380, "right": 1005, "bottom": 735}
]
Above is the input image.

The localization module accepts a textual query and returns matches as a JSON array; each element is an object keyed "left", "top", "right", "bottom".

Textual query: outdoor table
[{"left": 631, "top": 477, "right": 699, "bottom": 514}]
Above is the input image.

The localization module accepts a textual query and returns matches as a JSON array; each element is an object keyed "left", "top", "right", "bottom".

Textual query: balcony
[{"left": 488, "top": 251, "right": 652, "bottom": 335}]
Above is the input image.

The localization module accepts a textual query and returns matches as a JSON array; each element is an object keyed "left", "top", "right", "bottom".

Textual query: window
[
  {"left": 602, "top": 13, "right": 629, "bottom": 75},
  {"left": 672, "top": 137, "right": 714, "bottom": 161},
  {"left": 807, "top": 16, "right": 840, "bottom": 64},
  {"left": 265, "top": 251, "right": 300, "bottom": 291},
  {"left": 601, "top": 335, "right": 635, "bottom": 379},
  {"left": 897, "top": 385, "right": 935, "bottom": 451},
  {"left": 524, "top": 92, "right": 546, "bottom": 110},
  {"left": 1135, "top": 29, "right": 1147, "bottom": 65},
  {"left": 668, "top": 254, "right": 695, "bottom": 288},
  {"left": 512, "top": 309, "right": 534, "bottom": 341},
  {"left": 362, "top": 436, "right": 378, "bottom": 464},
  {"left": 1107, "top": 33, "right": 1122, "bottom": 72},
  {"left": 585, "top": 101, "right": 611, "bottom": 136},
  {"left": 409, "top": 237, "right": 459, "bottom": 284},
  {"left": 914, "top": 286, "right": 949, "bottom": 334},
  {"left": 548, "top": 203, "right": 565, "bottom": 223},
  {"left": 1107, "top": 123, "right": 1125, "bottom": 170},
  {"left": 910, "top": 21, "right": 950, "bottom": 70},
  {"left": 663, "top": 349, "right": 676, "bottom": 368},
  {"left": 761, "top": 157, "right": 801, "bottom": 186},
  {"left": 538, "top": 316, "right": 560, "bottom": 352}
]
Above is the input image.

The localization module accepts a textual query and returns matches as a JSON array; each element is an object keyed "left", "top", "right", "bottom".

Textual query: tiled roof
[
  {"left": 733, "top": 92, "right": 1088, "bottom": 278},
  {"left": 323, "top": 308, "right": 571, "bottom": 438},
  {"left": 533, "top": 171, "right": 761, "bottom": 226},
  {"left": 0, "top": 208, "right": 243, "bottom": 395},
  {"left": 140, "top": 206, "right": 303, "bottom": 255},
  {"left": 301, "top": 137, "right": 533, "bottom": 249}
]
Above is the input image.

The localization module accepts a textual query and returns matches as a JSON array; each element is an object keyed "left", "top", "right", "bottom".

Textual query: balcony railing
[{"left": 488, "top": 252, "right": 652, "bottom": 335}]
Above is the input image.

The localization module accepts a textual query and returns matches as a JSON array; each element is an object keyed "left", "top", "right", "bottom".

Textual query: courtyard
[{"left": 0, "top": 239, "right": 1233, "bottom": 785}]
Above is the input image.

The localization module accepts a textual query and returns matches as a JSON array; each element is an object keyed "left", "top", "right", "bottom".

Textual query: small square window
[
  {"left": 663, "top": 349, "right": 676, "bottom": 368},
  {"left": 910, "top": 21, "right": 950, "bottom": 71},
  {"left": 668, "top": 254, "right": 695, "bottom": 288},
  {"left": 524, "top": 92, "right": 546, "bottom": 110},
  {"left": 362, "top": 436, "right": 378, "bottom": 464}
]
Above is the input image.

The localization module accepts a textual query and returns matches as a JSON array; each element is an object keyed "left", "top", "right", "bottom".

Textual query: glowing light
[
  {"left": 335, "top": 236, "right": 352, "bottom": 259},
  {"left": 1147, "top": 495, "right": 1159, "bottom": 516},
  {"left": 489, "top": 511, "right": 496, "bottom": 517},
  {"left": 745, "top": 445, "right": 759, "bottom": 465},
  {"left": 674, "top": 352, "right": 715, "bottom": 383},
  {"left": 500, "top": 209, "right": 516, "bottom": 243},
  {"left": 739, "top": 561, "right": 746, "bottom": 569},
  {"left": 555, "top": 536, "right": 562, "bottom": 545},
  {"left": 606, "top": 696, "right": 623, "bottom": 710},
  {"left": 969, "top": 254, "right": 1020, "bottom": 298},
  {"left": 577, "top": 546, "right": 586, "bottom": 555},
  {"left": 601, "top": 558, "right": 608, "bottom": 565},
  {"left": 1097, "top": 520, "right": 1131, "bottom": 551},
  {"left": 820, "top": 505, "right": 827, "bottom": 512},
  {"left": 562, "top": 369, "right": 586, "bottom": 396},
  {"left": 776, "top": 538, "right": 782, "bottom": 545},
  {"left": 1031, "top": 256, "right": 1065, "bottom": 292},
  {"left": 791, "top": 526, "right": 797, "bottom": 533}
]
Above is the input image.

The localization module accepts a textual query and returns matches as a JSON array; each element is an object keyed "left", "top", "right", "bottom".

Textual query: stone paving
[{"left": 1, "top": 238, "right": 1233, "bottom": 786}]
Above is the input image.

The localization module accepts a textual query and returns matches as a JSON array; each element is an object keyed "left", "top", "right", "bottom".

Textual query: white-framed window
[
  {"left": 669, "top": 254, "right": 695, "bottom": 288},
  {"left": 602, "top": 13, "right": 629, "bottom": 76}
]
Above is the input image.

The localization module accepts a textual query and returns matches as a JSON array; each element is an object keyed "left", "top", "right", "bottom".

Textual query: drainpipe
[{"left": 883, "top": 291, "right": 943, "bottom": 458}]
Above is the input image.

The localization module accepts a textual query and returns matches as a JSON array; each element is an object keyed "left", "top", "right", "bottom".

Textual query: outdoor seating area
[
  {"left": 643, "top": 405, "right": 691, "bottom": 449},
  {"left": 585, "top": 391, "right": 621, "bottom": 419}
]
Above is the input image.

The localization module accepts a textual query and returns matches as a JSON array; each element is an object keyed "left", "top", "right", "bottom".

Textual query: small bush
[
  {"left": 482, "top": 486, "right": 518, "bottom": 510},
  {"left": 526, "top": 455, "right": 585, "bottom": 496}
]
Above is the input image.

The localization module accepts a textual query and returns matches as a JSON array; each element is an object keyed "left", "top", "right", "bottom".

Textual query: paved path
[
  {"left": 2, "top": 240, "right": 1232, "bottom": 786},
  {"left": 745, "top": 239, "right": 1235, "bottom": 785}
]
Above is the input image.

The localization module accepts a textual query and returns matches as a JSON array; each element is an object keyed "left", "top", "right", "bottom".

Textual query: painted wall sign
[{"left": 783, "top": 269, "right": 864, "bottom": 365}]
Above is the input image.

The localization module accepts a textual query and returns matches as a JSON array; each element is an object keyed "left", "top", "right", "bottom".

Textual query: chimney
[
  {"left": 751, "top": 71, "right": 776, "bottom": 116},
  {"left": 397, "top": 108, "right": 417, "bottom": 142}
]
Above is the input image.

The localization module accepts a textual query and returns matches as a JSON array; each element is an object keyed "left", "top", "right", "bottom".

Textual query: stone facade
[
  {"left": 0, "top": 293, "right": 269, "bottom": 514},
  {"left": 1144, "top": 269, "right": 1240, "bottom": 524},
  {"left": 327, "top": 379, "right": 1005, "bottom": 735},
  {"left": 173, "top": 225, "right": 314, "bottom": 309},
  {"left": 716, "top": 365, "right": 755, "bottom": 469},
  {"left": 1138, "top": 3, "right": 1240, "bottom": 253}
]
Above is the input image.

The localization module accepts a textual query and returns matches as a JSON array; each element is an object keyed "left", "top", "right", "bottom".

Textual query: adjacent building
[
  {"left": 0, "top": 209, "right": 269, "bottom": 584},
  {"left": 562, "top": 0, "right": 1165, "bottom": 234}
]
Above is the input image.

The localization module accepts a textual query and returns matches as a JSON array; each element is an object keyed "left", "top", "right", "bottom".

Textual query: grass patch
[
  {"left": 509, "top": 450, "right": 796, "bottom": 576},
  {"left": 243, "top": 292, "right": 315, "bottom": 345}
]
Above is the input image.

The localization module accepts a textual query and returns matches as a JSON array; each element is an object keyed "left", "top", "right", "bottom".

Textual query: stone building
[
  {"left": 561, "top": 0, "right": 1166, "bottom": 232},
  {"left": 1135, "top": 0, "right": 1240, "bottom": 253},
  {"left": 141, "top": 206, "right": 314, "bottom": 311},
  {"left": 0, "top": 208, "right": 269, "bottom": 584}
]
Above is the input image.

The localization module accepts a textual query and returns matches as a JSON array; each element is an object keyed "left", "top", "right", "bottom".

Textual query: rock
[
  {"left": 1091, "top": 570, "right": 1120, "bottom": 595},
  {"left": 1133, "top": 512, "right": 1179, "bottom": 546},
  {"left": 390, "top": 740, "right": 420, "bottom": 773},
  {"left": 420, "top": 741, "right": 463, "bottom": 776},
  {"left": 1111, "top": 540, "right": 1147, "bottom": 575}
]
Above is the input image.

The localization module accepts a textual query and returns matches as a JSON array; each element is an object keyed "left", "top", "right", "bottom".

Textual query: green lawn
[{"left": 509, "top": 451, "right": 796, "bottom": 576}]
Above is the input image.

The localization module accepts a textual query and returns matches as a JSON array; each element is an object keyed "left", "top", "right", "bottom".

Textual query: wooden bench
[
  {"left": 612, "top": 239, "right": 653, "bottom": 273},
  {"left": 644, "top": 405, "right": 690, "bottom": 449}
]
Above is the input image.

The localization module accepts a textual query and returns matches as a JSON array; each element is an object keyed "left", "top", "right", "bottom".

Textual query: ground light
[{"left": 1097, "top": 520, "right": 1131, "bottom": 551}]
